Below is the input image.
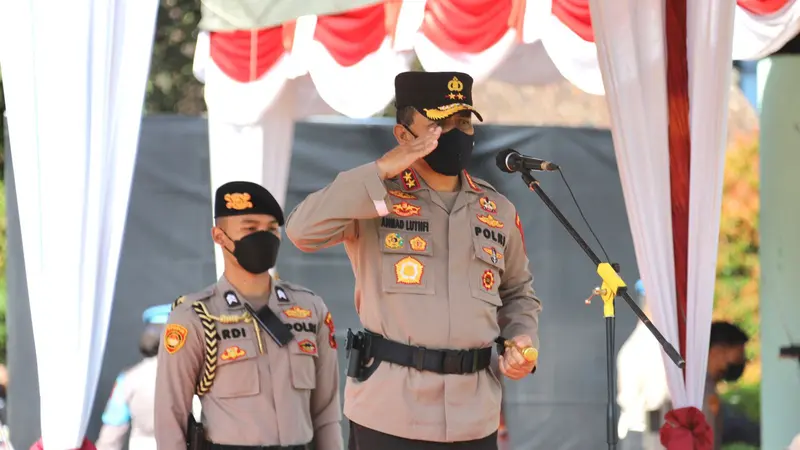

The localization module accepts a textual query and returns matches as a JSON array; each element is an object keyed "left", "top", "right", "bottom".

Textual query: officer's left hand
[{"left": 498, "top": 335, "right": 537, "bottom": 380}]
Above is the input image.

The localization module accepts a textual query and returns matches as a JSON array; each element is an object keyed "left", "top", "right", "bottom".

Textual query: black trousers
[{"left": 348, "top": 421, "right": 498, "bottom": 450}]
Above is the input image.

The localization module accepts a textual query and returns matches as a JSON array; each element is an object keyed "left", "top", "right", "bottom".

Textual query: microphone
[{"left": 495, "top": 149, "right": 560, "bottom": 173}]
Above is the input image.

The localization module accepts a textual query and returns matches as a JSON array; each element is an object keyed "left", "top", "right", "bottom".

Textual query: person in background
[
  {"left": 95, "top": 304, "right": 171, "bottom": 450},
  {"left": 616, "top": 280, "right": 671, "bottom": 450},
  {"left": 705, "top": 321, "right": 759, "bottom": 450}
]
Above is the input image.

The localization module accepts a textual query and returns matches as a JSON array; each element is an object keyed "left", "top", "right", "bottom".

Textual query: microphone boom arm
[{"left": 518, "top": 170, "right": 684, "bottom": 450}]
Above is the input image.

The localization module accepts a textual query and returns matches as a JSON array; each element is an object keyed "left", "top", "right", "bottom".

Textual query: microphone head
[{"left": 495, "top": 149, "right": 518, "bottom": 173}]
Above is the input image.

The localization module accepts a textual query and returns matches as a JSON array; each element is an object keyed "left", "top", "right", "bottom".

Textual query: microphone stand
[{"left": 518, "top": 170, "right": 685, "bottom": 450}]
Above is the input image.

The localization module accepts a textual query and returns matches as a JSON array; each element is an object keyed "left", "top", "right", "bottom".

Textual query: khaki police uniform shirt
[
  {"left": 285, "top": 162, "right": 541, "bottom": 442},
  {"left": 154, "top": 276, "right": 343, "bottom": 450}
]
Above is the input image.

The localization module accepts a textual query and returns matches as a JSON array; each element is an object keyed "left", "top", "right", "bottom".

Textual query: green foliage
[
  {"left": 722, "top": 444, "right": 758, "bottom": 450},
  {"left": 721, "top": 382, "right": 761, "bottom": 423},
  {"left": 145, "top": 0, "right": 205, "bottom": 114},
  {"left": 714, "top": 136, "right": 761, "bottom": 384},
  {"left": 717, "top": 136, "right": 761, "bottom": 449}
]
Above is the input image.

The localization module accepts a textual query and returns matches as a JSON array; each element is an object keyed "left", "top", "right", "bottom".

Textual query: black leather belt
[
  {"left": 207, "top": 443, "right": 306, "bottom": 450},
  {"left": 362, "top": 330, "right": 493, "bottom": 375}
]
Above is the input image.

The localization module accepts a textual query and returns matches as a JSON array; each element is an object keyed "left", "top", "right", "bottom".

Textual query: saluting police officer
[
  {"left": 155, "top": 182, "right": 344, "bottom": 450},
  {"left": 285, "top": 71, "right": 541, "bottom": 450}
]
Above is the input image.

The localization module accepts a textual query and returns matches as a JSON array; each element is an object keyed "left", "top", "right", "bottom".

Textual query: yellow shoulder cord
[
  {"left": 171, "top": 295, "right": 186, "bottom": 310},
  {"left": 191, "top": 301, "right": 219, "bottom": 396}
]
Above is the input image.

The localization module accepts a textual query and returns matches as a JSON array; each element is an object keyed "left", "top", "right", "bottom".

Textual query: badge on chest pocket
[{"left": 214, "top": 339, "right": 260, "bottom": 398}]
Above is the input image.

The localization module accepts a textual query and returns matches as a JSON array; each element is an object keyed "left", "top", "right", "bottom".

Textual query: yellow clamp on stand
[{"left": 584, "top": 262, "right": 627, "bottom": 318}]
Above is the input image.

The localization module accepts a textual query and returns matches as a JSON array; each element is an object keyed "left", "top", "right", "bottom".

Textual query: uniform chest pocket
[
  {"left": 289, "top": 337, "right": 319, "bottom": 390},
  {"left": 379, "top": 228, "right": 435, "bottom": 296},
  {"left": 213, "top": 338, "right": 260, "bottom": 398},
  {"left": 470, "top": 227, "right": 507, "bottom": 307}
]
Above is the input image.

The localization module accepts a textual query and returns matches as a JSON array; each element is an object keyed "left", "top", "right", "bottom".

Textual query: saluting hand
[
  {"left": 376, "top": 126, "right": 442, "bottom": 180},
  {"left": 498, "top": 334, "right": 537, "bottom": 380}
]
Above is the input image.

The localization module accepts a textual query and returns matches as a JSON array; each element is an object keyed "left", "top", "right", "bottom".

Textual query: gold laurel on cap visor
[{"left": 422, "top": 103, "right": 484, "bottom": 122}]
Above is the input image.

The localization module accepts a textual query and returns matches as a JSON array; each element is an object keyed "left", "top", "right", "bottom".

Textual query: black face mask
[
  {"left": 722, "top": 361, "right": 745, "bottom": 382},
  {"left": 406, "top": 126, "right": 475, "bottom": 176},
  {"left": 224, "top": 230, "right": 280, "bottom": 274}
]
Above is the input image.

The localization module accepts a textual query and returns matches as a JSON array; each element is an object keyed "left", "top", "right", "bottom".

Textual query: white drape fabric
[
  {"left": 732, "top": 0, "right": 800, "bottom": 60},
  {"left": 0, "top": 0, "right": 159, "bottom": 447},
  {"left": 685, "top": 0, "right": 736, "bottom": 405},
  {"left": 193, "top": 0, "right": 800, "bottom": 120},
  {"left": 538, "top": 12, "right": 605, "bottom": 95},
  {"left": 305, "top": 37, "right": 411, "bottom": 119},
  {"left": 590, "top": 0, "right": 736, "bottom": 413},
  {"left": 414, "top": 30, "right": 519, "bottom": 84},
  {"left": 208, "top": 81, "right": 298, "bottom": 278},
  {"left": 587, "top": 0, "right": 688, "bottom": 407},
  {"left": 195, "top": 0, "right": 792, "bottom": 279}
]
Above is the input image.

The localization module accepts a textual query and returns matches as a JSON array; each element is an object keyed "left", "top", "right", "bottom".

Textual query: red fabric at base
[
  {"left": 737, "top": 0, "right": 792, "bottom": 15},
  {"left": 659, "top": 407, "right": 713, "bottom": 450},
  {"left": 30, "top": 437, "right": 96, "bottom": 450}
]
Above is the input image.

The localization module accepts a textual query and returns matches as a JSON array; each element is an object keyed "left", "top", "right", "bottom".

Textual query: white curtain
[
  {"left": 685, "top": 0, "right": 735, "bottom": 405},
  {"left": 206, "top": 75, "right": 298, "bottom": 277},
  {"left": 590, "top": 0, "right": 735, "bottom": 414},
  {"left": 732, "top": 0, "right": 800, "bottom": 60},
  {"left": 0, "top": 0, "right": 159, "bottom": 447},
  {"left": 587, "top": 0, "right": 687, "bottom": 406}
]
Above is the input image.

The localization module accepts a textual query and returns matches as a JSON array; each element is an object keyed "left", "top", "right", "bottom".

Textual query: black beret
[
  {"left": 214, "top": 181, "right": 284, "bottom": 225},
  {"left": 395, "top": 71, "right": 483, "bottom": 122}
]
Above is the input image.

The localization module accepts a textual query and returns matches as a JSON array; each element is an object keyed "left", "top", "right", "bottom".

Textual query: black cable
[{"left": 557, "top": 169, "right": 611, "bottom": 263}]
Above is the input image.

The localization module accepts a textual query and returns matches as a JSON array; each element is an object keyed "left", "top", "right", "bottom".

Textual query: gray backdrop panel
[{"left": 6, "top": 116, "right": 640, "bottom": 450}]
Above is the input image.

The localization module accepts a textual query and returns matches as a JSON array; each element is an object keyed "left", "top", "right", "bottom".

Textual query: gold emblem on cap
[
  {"left": 224, "top": 193, "right": 253, "bottom": 210},
  {"left": 446, "top": 76, "right": 465, "bottom": 101}
]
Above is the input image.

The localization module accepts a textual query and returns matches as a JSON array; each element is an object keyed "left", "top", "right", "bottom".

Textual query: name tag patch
[{"left": 381, "top": 217, "right": 430, "bottom": 233}]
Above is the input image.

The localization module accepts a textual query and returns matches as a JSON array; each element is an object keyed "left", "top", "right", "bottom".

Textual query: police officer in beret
[
  {"left": 286, "top": 71, "right": 541, "bottom": 449},
  {"left": 155, "top": 182, "right": 343, "bottom": 450},
  {"left": 96, "top": 304, "right": 171, "bottom": 450}
]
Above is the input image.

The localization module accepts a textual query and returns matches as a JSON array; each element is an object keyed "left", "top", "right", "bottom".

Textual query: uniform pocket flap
[{"left": 290, "top": 337, "right": 319, "bottom": 390}]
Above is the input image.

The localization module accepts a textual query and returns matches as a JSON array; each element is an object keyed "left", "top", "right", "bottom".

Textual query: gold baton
[{"left": 504, "top": 341, "right": 539, "bottom": 362}]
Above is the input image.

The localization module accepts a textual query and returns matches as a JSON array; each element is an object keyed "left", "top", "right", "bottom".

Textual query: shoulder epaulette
[
  {"left": 473, "top": 177, "right": 498, "bottom": 192},
  {"left": 171, "top": 286, "right": 215, "bottom": 311},
  {"left": 278, "top": 281, "right": 317, "bottom": 296}
]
